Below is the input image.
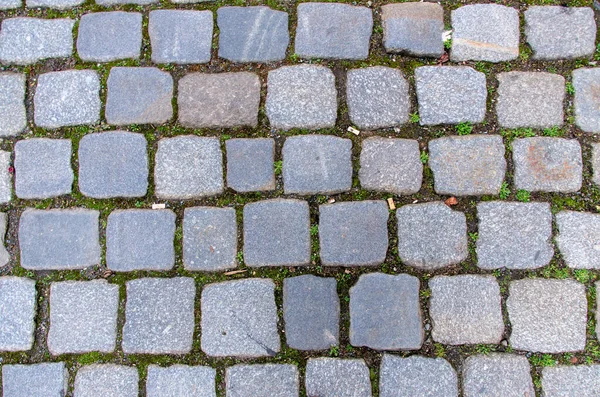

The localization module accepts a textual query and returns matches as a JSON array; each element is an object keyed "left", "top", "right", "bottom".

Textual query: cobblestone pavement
[{"left": 1, "top": 0, "right": 600, "bottom": 396}]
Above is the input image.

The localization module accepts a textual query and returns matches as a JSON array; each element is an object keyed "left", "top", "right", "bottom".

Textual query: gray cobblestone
[
  {"left": 305, "top": 358, "right": 371, "bottom": 397},
  {"left": 0, "top": 150, "right": 12, "bottom": 204},
  {"left": 26, "top": 0, "right": 83, "bottom": 9},
  {"left": 77, "top": 12, "right": 142, "bottom": 62},
  {"left": 226, "top": 138, "right": 275, "bottom": 192},
  {"left": 380, "top": 355, "right": 458, "bottom": 397},
  {"left": 226, "top": 364, "right": 299, "bottom": 397},
  {"left": 0, "top": 73, "right": 26, "bottom": 136},
  {"left": 0, "top": 277, "right": 36, "bottom": 351},
  {"left": 463, "top": 354, "right": 534, "bottom": 397},
  {"left": 74, "top": 364, "right": 138, "bottom": 397},
  {"left": 2, "top": 363, "right": 67, "bottom": 397},
  {"left": 146, "top": 365, "right": 216, "bottom": 397},
  {"left": 542, "top": 365, "right": 600, "bottom": 397},
  {"left": 594, "top": 143, "right": 600, "bottom": 186},
  {"left": 0, "top": 0, "right": 20, "bottom": 9},
  {"left": 573, "top": 67, "right": 600, "bottom": 133},
  {"left": 556, "top": 210, "right": 600, "bottom": 269}
]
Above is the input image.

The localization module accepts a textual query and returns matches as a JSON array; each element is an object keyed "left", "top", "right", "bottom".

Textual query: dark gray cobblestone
[
  {"left": 0, "top": 73, "right": 26, "bottom": 137},
  {"left": 76, "top": 12, "right": 142, "bottom": 62},
  {"left": 226, "top": 364, "right": 299, "bottom": 397},
  {"left": 2, "top": 362, "right": 67, "bottom": 397}
]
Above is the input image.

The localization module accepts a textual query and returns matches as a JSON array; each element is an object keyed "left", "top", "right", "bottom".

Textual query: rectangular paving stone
[
  {"left": 573, "top": 67, "right": 600, "bottom": 133},
  {"left": 74, "top": 364, "right": 138, "bottom": 397},
  {"left": 380, "top": 355, "right": 458, "bottom": 397},
  {"left": 2, "top": 363, "right": 67, "bottom": 397},
  {"left": 0, "top": 73, "right": 26, "bottom": 137},
  {"left": 77, "top": 12, "right": 142, "bottom": 62},
  {"left": 146, "top": 365, "right": 216, "bottom": 397},
  {"left": 463, "top": 354, "right": 534, "bottom": 397},
  {"left": 594, "top": 143, "right": 600, "bottom": 186},
  {"left": 556, "top": 210, "right": 600, "bottom": 269},
  {"left": 542, "top": 365, "right": 600, "bottom": 397},
  {"left": 48, "top": 280, "right": 119, "bottom": 355},
  {"left": 305, "top": 358, "right": 371, "bottom": 397},
  {"left": 0, "top": 0, "right": 20, "bottom": 9},
  {"left": 19, "top": 208, "right": 100, "bottom": 270},
  {"left": 226, "top": 364, "right": 299, "bottom": 397},
  {"left": 0, "top": 150, "right": 12, "bottom": 204},
  {"left": 226, "top": 138, "right": 275, "bottom": 192},
  {"left": 0, "top": 277, "right": 36, "bottom": 351},
  {"left": 122, "top": 277, "right": 195, "bottom": 354},
  {"left": 26, "top": 0, "right": 84, "bottom": 8},
  {"left": 0, "top": 213, "right": 9, "bottom": 266}
]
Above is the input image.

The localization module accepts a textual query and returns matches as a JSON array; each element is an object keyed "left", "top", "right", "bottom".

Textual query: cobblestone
[
  {"left": 573, "top": 67, "right": 600, "bottom": 133},
  {"left": 305, "top": 358, "right": 371, "bottom": 397},
  {"left": 542, "top": 365, "right": 600, "bottom": 397},
  {"left": 556, "top": 210, "right": 600, "bottom": 269},
  {"left": 594, "top": 143, "right": 600, "bottom": 186},
  {"left": 0, "top": 73, "right": 26, "bottom": 136},
  {"left": 146, "top": 365, "right": 216, "bottom": 397},
  {"left": 77, "top": 12, "right": 142, "bottom": 62},
  {"left": 463, "top": 354, "right": 534, "bottom": 397},
  {"left": 226, "top": 138, "right": 275, "bottom": 192},
  {"left": 74, "top": 364, "right": 138, "bottom": 397},
  {"left": 2, "top": 363, "right": 67, "bottom": 397},
  {"left": 0, "top": 0, "right": 20, "bottom": 9},
  {"left": 0, "top": 277, "right": 36, "bottom": 351},
  {"left": 0, "top": 151, "right": 11, "bottom": 204},
  {"left": 226, "top": 364, "right": 299, "bottom": 397},
  {"left": 26, "top": 0, "right": 83, "bottom": 7}
]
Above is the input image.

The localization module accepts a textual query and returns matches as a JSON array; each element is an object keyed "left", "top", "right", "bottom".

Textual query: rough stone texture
[
  {"left": 243, "top": 199, "right": 310, "bottom": 267},
  {"left": 379, "top": 355, "right": 458, "bottom": 397},
  {"left": 525, "top": 6, "right": 597, "bottom": 60},
  {"left": 0, "top": 73, "right": 26, "bottom": 136},
  {"left": 381, "top": 2, "right": 443, "bottom": 57},
  {"left": 0, "top": 213, "right": 8, "bottom": 266},
  {"left": 295, "top": 2, "right": 372, "bottom": 60},
  {"left": 346, "top": 67, "right": 410, "bottom": 129},
  {"left": 226, "top": 138, "right": 275, "bottom": 192},
  {"left": 415, "top": 66, "right": 487, "bottom": 125},
  {"left": 512, "top": 137, "right": 582, "bottom": 193},
  {"left": 429, "top": 275, "right": 504, "bottom": 345},
  {"left": 183, "top": 207, "right": 237, "bottom": 271},
  {"left": 26, "top": 0, "right": 84, "bottom": 8},
  {"left": 556, "top": 210, "right": 600, "bottom": 269},
  {"left": 507, "top": 278, "right": 587, "bottom": 353},
  {"left": 201, "top": 279, "right": 280, "bottom": 357},
  {"left": 178, "top": 72, "right": 260, "bottom": 128},
  {"left": 350, "top": 273, "right": 423, "bottom": 350},
  {"left": 282, "top": 135, "right": 352, "bottom": 194},
  {"left": 0, "top": 277, "right": 36, "bottom": 351},
  {"left": 74, "top": 365, "right": 138, "bottom": 397},
  {"left": 217, "top": 6, "right": 289, "bottom": 62},
  {"left": 14, "top": 138, "right": 73, "bottom": 199},
  {"left": 2, "top": 363, "right": 67, "bottom": 397},
  {"left": 451, "top": 4, "right": 519, "bottom": 62},
  {"left": 573, "top": 67, "right": 600, "bottom": 133},
  {"left": 149, "top": 10, "right": 213, "bottom": 64},
  {"left": 266, "top": 65, "right": 337, "bottom": 130},
  {"left": 77, "top": 12, "right": 142, "bottom": 62},
  {"left": 122, "top": 277, "right": 195, "bottom": 354},
  {"left": 283, "top": 275, "right": 339, "bottom": 350},
  {"left": 594, "top": 143, "right": 600, "bottom": 186},
  {"left": 429, "top": 135, "right": 506, "bottom": 196},
  {"left": 96, "top": 0, "right": 157, "bottom": 4},
  {"left": 319, "top": 201, "right": 389, "bottom": 267},
  {"left": 146, "top": 365, "right": 216, "bottom": 397},
  {"left": 106, "top": 67, "right": 173, "bottom": 125},
  {"left": 542, "top": 365, "right": 600, "bottom": 397},
  {"left": 476, "top": 201, "right": 554, "bottom": 269},
  {"left": 155, "top": 136, "right": 223, "bottom": 199},
  {"left": 0, "top": 0, "right": 20, "bottom": 9},
  {"left": 0, "top": 151, "right": 12, "bottom": 204},
  {"left": 106, "top": 209, "right": 176, "bottom": 272},
  {"left": 19, "top": 208, "right": 100, "bottom": 270},
  {"left": 0, "top": 18, "right": 74, "bottom": 65},
  {"left": 226, "top": 364, "right": 299, "bottom": 397},
  {"left": 305, "top": 358, "right": 372, "bottom": 397},
  {"left": 396, "top": 202, "right": 468, "bottom": 269},
  {"left": 463, "top": 354, "right": 534, "bottom": 397}
]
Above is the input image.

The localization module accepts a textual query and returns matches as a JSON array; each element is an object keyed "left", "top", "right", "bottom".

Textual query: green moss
[
  {"left": 456, "top": 122, "right": 473, "bottom": 136},
  {"left": 516, "top": 190, "right": 531, "bottom": 203},
  {"left": 499, "top": 182, "right": 510, "bottom": 200}
]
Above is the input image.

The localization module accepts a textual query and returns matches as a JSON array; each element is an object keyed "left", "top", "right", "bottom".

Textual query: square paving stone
[
  {"left": 0, "top": 277, "right": 36, "bottom": 351},
  {"left": 266, "top": 65, "right": 337, "bottom": 130},
  {"left": 226, "top": 364, "right": 299, "bottom": 397},
  {"left": 217, "top": 6, "right": 289, "bottom": 62},
  {"left": 415, "top": 66, "right": 487, "bottom": 125},
  {"left": 319, "top": 201, "right": 389, "bottom": 267},
  {"left": 542, "top": 365, "right": 600, "bottom": 397},
  {"left": 381, "top": 2, "right": 444, "bottom": 57},
  {"left": 396, "top": 202, "right": 468, "bottom": 269},
  {"left": 122, "top": 277, "right": 195, "bottom": 354},
  {"left": 19, "top": 208, "right": 100, "bottom": 270},
  {"left": 77, "top": 12, "right": 142, "bottom": 62},
  {"left": 47, "top": 280, "right": 119, "bottom": 355},
  {"left": 359, "top": 137, "right": 422, "bottom": 195},
  {"left": 226, "top": 138, "right": 275, "bottom": 192},
  {"left": 183, "top": 207, "right": 237, "bottom": 271},
  {"left": 106, "top": 209, "right": 175, "bottom": 272},
  {"left": 429, "top": 135, "right": 506, "bottom": 196},
  {"left": 282, "top": 135, "right": 352, "bottom": 194},
  {"left": 0, "top": 18, "right": 74, "bottom": 65},
  {"left": 451, "top": 4, "right": 519, "bottom": 62},
  {"left": 106, "top": 67, "right": 173, "bottom": 125},
  {"left": 78, "top": 131, "right": 148, "bottom": 199},
  {"left": 476, "top": 201, "right": 554, "bottom": 270},
  {"left": 178, "top": 72, "right": 260, "bottom": 128},
  {"left": 0, "top": 151, "right": 11, "bottom": 204},
  {"left": 507, "top": 278, "right": 587, "bottom": 353},
  {"left": 573, "top": 67, "right": 600, "bottom": 133},
  {"left": 556, "top": 211, "right": 600, "bottom": 269},
  {"left": 15, "top": 138, "right": 73, "bottom": 199},
  {"left": 74, "top": 364, "right": 138, "bottom": 397},
  {"left": 2, "top": 363, "right": 68, "bottom": 397},
  {"left": 0, "top": 73, "right": 26, "bottom": 137},
  {"left": 305, "top": 358, "right": 371, "bottom": 397},
  {"left": 201, "top": 278, "right": 280, "bottom": 357},
  {"left": 350, "top": 273, "right": 423, "bottom": 350},
  {"left": 379, "top": 355, "right": 458, "bottom": 397},
  {"left": 346, "top": 67, "right": 410, "bottom": 129},
  {"left": 283, "top": 275, "right": 339, "bottom": 350},
  {"left": 525, "top": 6, "right": 597, "bottom": 60},
  {"left": 155, "top": 136, "right": 223, "bottom": 199},
  {"left": 0, "top": 0, "right": 20, "bottom": 9},
  {"left": 463, "top": 354, "right": 534, "bottom": 397},
  {"left": 243, "top": 199, "right": 310, "bottom": 267},
  {"left": 512, "top": 137, "right": 582, "bottom": 193},
  {"left": 149, "top": 10, "right": 213, "bottom": 64},
  {"left": 429, "top": 275, "right": 504, "bottom": 345},
  {"left": 26, "top": 0, "right": 84, "bottom": 8},
  {"left": 146, "top": 365, "right": 216, "bottom": 397},
  {"left": 295, "top": 2, "right": 372, "bottom": 60}
]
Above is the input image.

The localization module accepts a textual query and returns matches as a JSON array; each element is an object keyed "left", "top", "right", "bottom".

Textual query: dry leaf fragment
[
  {"left": 445, "top": 197, "right": 458, "bottom": 206},
  {"left": 224, "top": 269, "right": 247, "bottom": 276}
]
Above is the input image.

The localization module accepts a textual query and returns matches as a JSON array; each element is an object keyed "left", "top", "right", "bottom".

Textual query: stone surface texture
[
  {"left": 542, "top": 365, "right": 600, "bottom": 397},
  {"left": 2, "top": 363, "right": 67, "bottom": 397},
  {"left": 146, "top": 365, "right": 216, "bottom": 397},
  {"left": 77, "top": 12, "right": 142, "bottom": 62},
  {"left": 556, "top": 210, "right": 600, "bottom": 269},
  {"left": 0, "top": 151, "right": 11, "bottom": 204},
  {"left": 74, "top": 364, "right": 138, "bottom": 397},
  {"left": 595, "top": 143, "right": 600, "bottom": 186},
  {"left": 226, "top": 138, "right": 275, "bottom": 192},
  {"left": 0, "top": 73, "right": 26, "bottom": 136},
  {"left": 0, "top": 0, "right": 20, "bottom": 9},
  {"left": 463, "top": 354, "right": 534, "bottom": 397},
  {"left": 26, "top": 0, "right": 84, "bottom": 8},
  {"left": 0, "top": 277, "right": 36, "bottom": 352},
  {"left": 226, "top": 364, "right": 299, "bottom": 397},
  {"left": 305, "top": 358, "right": 372, "bottom": 397},
  {"left": 573, "top": 67, "right": 600, "bottom": 133}
]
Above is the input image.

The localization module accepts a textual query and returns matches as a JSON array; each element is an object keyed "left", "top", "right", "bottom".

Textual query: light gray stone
[
  {"left": 283, "top": 275, "right": 339, "bottom": 350},
  {"left": 146, "top": 365, "right": 216, "bottom": 397},
  {"left": 350, "top": 273, "right": 423, "bottom": 350},
  {"left": 594, "top": 143, "right": 600, "bottom": 186},
  {"left": 266, "top": 65, "right": 337, "bottom": 130},
  {"left": 226, "top": 138, "right": 275, "bottom": 192},
  {"left": 149, "top": 10, "right": 213, "bottom": 64},
  {"left": 282, "top": 135, "right": 351, "bottom": 194},
  {"left": 507, "top": 278, "right": 587, "bottom": 353},
  {"left": 155, "top": 136, "right": 223, "bottom": 199},
  {"left": 78, "top": 131, "right": 148, "bottom": 199},
  {"left": 598, "top": 282, "right": 600, "bottom": 341},
  {"left": 556, "top": 210, "right": 600, "bottom": 269},
  {"left": 226, "top": 364, "right": 299, "bottom": 397},
  {"left": 0, "top": 73, "right": 26, "bottom": 137},
  {"left": 201, "top": 278, "right": 280, "bottom": 357},
  {"left": 122, "top": 277, "right": 195, "bottom": 354},
  {"left": 573, "top": 68, "right": 600, "bottom": 133},
  {"left": 106, "top": 209, "right": 175, "bottom": 272},
  {"left": 542, "top": 365, "right": 600, "bottom": 397},
  {"left": 0, "top": 151, "right": 11, "bottom": 204},
  {"left": 0, "top": 213, "right": 8, "bottom": 266},
  {"left": 396, "top": 202, "right": 468, "bottom": 269},
  {"left": 96, "top": 0, "right": 156, "bottom": 4},
  {"left": 183, "top": 207, "right": 237, "bottom": 271},
  {"left": 2, "top": 363, "right": 67, "bottom": 397},
  {"left": 26, "top": 0, "right": 83, "bottom": 8},
  {"left": 525, "top": 6, "right": 597, "bottom": 60},
  {"left": 0, "top": 277, "right": 36, "bottom": 351},
  {"left": 77, "top": 12, "right": 142, "bottom": 62},
  {"left": 305, "top": 358, "right": 371, "bottom": 397},
  {"left": 243, "top": 199, "right": 310, "bottom": 267},
  {"left": 346, "top": 67, "right": 410, "bottom": 129},
  {"left": 19, "top": 208, "right": 100, "bottom": 270},
  {"left": 217, "top": 6, "right": 289, "bottom": 62},
  {"left": 0, "top": 0, "right": 20, "bottom": 9},
  {"left": 429, "top": 275, "right": 504, "bottom": 345},
  {"left": 0, "top": 18, "right": 74, "bottom": 65},
  {"left": 74, "top": 365, "right": 138, "bottom": 397},
  {"left": 513, "top": 137, "right": 582, "bottom": 193},
  {"left": 463, "top": 354, "right": 534, "bottom": 397}
]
